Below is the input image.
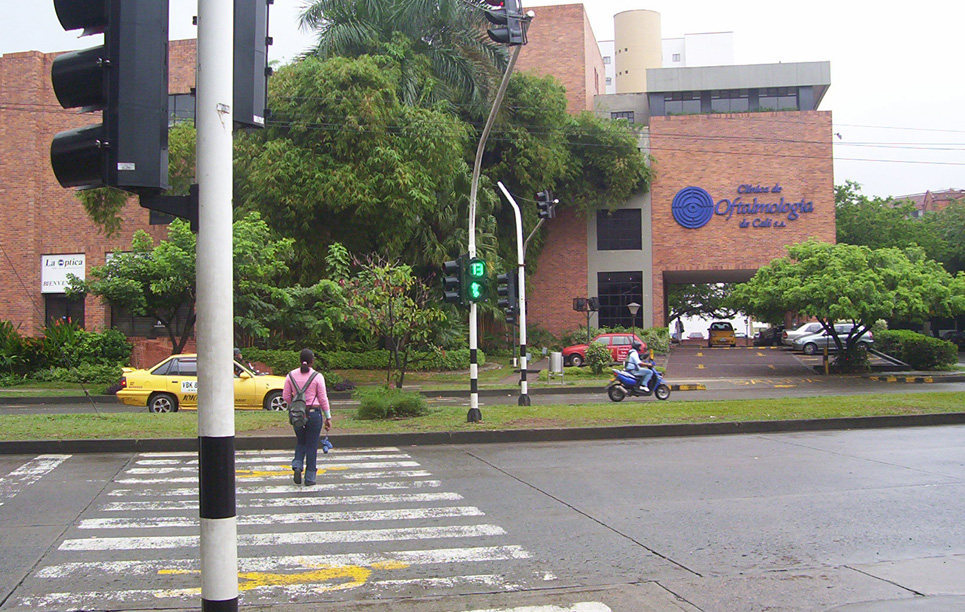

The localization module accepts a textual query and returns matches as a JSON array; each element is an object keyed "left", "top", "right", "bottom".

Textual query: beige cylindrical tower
[{"left": 614, "top": 9, "right": 662, "bottom": 94}]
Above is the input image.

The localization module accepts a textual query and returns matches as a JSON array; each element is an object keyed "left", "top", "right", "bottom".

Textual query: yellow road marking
[
  {"left": 774, "top": 384, "right": 796, "bottom": 388},
  {"left": 696, "top": 352, "right": 704, "bottom": 357},
  {"left": 236, "top": 466, "right": 349, "bottom": 479},
  {"left": 697, "top": 364, "right": 705, "bottom": 369},
  {"left": 161, "top": 560, "right": 409, "bottom": 593}
]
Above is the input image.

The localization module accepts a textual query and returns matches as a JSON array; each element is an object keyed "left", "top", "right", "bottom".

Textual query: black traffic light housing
[
  {"left": 234, "top": 0, "right": 272, "bottom": 129},
  {"left": 484, "top": 0, "right": 527, "bottom": 46},
  {"left": 536, "top": 190, "right": 557, "bottom": 219},
  {"left": 443, "top": 257, "right": 464, "bottom": 305},
  {"left": 50, "top": 0, "right": 169, "bottom": 194},
  {"left": 497, "top": 271, "right": 518, "bottom": 325}
]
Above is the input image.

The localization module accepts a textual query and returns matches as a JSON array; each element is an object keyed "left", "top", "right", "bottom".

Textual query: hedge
[
  {"left": 241, "top": 348, "right": 483, "bottom": 374},
  {"left": 874, "top": 330, "right": 957, "bottom": 371}
]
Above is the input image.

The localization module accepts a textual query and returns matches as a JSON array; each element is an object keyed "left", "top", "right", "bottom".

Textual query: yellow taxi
[
  {"left": 116, "top": 354, "right": 288, "bottom": 413},
  {"left": 708, "top": 321, "right": 738, "bottom": 348}
]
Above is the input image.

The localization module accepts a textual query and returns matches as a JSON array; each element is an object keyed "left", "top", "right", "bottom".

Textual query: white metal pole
[
  {"left": 497, "top": 182, "right": 530, "bottom": 405},
  {"left": 196, "top": 0, "right": 237, "bottom": 610}
]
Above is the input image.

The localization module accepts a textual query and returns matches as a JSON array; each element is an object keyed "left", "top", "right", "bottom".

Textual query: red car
[{"left": 561, "top": 333, "right": 646, "bottom": 367}]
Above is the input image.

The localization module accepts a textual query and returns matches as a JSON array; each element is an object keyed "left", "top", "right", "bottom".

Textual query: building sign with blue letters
[{"left": 672, "top": 184, "right": 815, "bottom": 230}]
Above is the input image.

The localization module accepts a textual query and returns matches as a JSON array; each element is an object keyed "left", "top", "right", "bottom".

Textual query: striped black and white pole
[
  {"left": 497, "top": 181, "right": 531, "bottom": 406},
  {"left": 196, "top": 0, "right": 238, "bottom": 609}
]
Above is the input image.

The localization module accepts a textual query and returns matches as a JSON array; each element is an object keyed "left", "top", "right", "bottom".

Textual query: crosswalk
[{"left": 5, "top": 447, "right": 551, "bottom": 610}]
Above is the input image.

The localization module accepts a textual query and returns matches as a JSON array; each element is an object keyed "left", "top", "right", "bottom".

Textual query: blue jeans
[
  {"left": 292, "top": 411, "right": 323, "bottom": 481},
  {"left": 634, "top": 368, "right": 654, "bottom": 390}
]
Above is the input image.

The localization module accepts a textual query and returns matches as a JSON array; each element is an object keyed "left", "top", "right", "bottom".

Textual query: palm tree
[{"left": 298, "top": 0, "right": 507, "bottom": 112}]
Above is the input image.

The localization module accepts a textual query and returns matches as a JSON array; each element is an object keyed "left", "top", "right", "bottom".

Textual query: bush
[
  {"left": 241, "top": 349, "right": 299, "bottom": 376},
  {"left": 639, "top": 327, "right": 670, "bottom": 355},
  {"left": 34, "top": 363, "right": 123, "bottom": 385},
  {"left": 874, "top": 330, "right": 957, "bottom": 370},
  {"left": 242, "top": 347, "right": 485, "bottom": 374},
  {"left": 586, "top": 341, "right": 612, "bottom": 374},
  {"left": 354, "top": 386, "right": 429, "bottom": 420},
  {"left": 73, "top": 329, "right": 132, "bottom": 366}
]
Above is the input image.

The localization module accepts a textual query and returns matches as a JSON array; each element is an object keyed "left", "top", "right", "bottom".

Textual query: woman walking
[{"left": 283, "top": 348, "right": 332, "bottom": 486}]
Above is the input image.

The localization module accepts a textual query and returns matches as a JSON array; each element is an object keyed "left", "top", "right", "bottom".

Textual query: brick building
[
  {"left": 516, "top": 6, "right": 835, "bottom": 335},
  {"left": 0, "top": 40, "right": 197, "bottom": 349}
]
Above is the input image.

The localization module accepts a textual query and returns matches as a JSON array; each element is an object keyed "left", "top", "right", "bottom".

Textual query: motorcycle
[{"left": 606, "top": 366, "right": 671, "bottom": 402}]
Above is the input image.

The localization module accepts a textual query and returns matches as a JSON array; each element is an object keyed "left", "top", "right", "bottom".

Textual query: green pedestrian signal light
[{"left": 464, "top": 257, "right": 488, "bottom": 303}]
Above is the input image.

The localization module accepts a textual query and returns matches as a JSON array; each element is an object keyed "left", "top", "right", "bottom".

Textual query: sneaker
[
  {"left": 293, "top": 469, "right": 302, "bottom": 484},
  {"left": 305, "top": 480, "right": 316, "bottom": 486}
]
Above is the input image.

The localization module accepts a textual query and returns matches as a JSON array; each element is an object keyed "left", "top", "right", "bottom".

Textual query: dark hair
[{"left": 299, "top": 348, "right": 314, "bottom": 373}]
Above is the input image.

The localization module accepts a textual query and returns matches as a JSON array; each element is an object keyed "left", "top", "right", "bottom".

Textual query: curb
[
  {"left": 3, "top": 412, "right": 965, "bottom": 455},
  {"left": 867, "top": 374, "right": 965, "bottom": 384}
]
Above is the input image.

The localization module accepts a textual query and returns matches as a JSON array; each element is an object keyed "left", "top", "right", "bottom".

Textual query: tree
[
  {"left": 924, "top": 200, "right": 965, "bottom": 274},
  {"left": 667, "top": 283, "right": 738, "bottom": 327},
  {"left": 234, "top": 54, "right": 475, "bottom": 282},
  {"left": 836, "top": 180, "right": 946, "bottom": 262},
  {"left": 71, "top": 215, "right": 301, "bottom": 355},
  {"left": 70, "top": 220, "right": 198, "bottom": 354},
  {"left": 299, "top": 0, "right": 505, "bottom": 112},
  {"left": 341, "top": 255, "right": 447, "bottom": 388},
  {"left": 733, "top": 240, "right": 965, "bottom": 370}
]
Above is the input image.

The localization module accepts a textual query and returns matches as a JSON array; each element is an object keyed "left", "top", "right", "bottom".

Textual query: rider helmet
[{"left": 631, "top": 340, "right": 644, "bottom": 352}]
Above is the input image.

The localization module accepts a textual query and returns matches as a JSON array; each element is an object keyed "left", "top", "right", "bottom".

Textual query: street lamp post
[{"left": 628, "top": 302, "right": 641, "bottom": 340}]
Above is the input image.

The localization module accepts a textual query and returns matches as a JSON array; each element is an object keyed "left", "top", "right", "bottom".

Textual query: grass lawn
[{"left": 1, "top": 391, "right": 962, "bottom": 441}]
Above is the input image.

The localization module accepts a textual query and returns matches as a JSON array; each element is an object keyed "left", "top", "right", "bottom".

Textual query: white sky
[{"left": 4, "top": 0, "right": 962, "bottom": 199}]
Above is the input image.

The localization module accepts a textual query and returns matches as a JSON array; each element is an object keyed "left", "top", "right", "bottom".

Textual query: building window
[
  {"left": 710, "top": 89, "right": 750, "bottom": 113},
  {"left": 45, "top": 294, "right": 85, "bottom": 328},
  {"left": 603, "top": 56, "right": 611, "bottom": 65},
  {"left": 169, "top": 93, "right": 196, "bottom": 125},
  {"left": 758, "top": 87, "right": 798, "bottom": 111},
  {"left": 665, "top": 91, "right": 701, "bottom": 115},
  {"left": 672, "top": 53, "right": 681, "bottom": 62},
  {"left": 610, "top": 111, "right": 635, "bottom": 124},
  {"left": 605, "top": 77, "right": 612, "bottom": 86},
  {"left": 597, "top": 209, "right": 642, "bottom": 251},
  {"left": 597, "top": 271, "right": 643, "bottom": 329},
  {"left": 112, "top": 303, "right": 193, "bottom": 338}
]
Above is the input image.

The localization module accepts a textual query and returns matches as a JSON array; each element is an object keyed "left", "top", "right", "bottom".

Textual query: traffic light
[
  {"left": 497, "top": 272, "right": 518, "bottom": 325},
  {"left": 536, "top": 190, "right": 557, "bottom": 219},
  {"left": 484, "top": 0, "right": 526, "bottom": 46},
  {"left": 234, "top": 0, "right": 272, "bottom": 129},
  {"left": 464, "top": 258, "right": 488, "bottom": 303},
  {"left": 442, "top": 257, "right": 463, "bottom": 305},
  {"left": 50, "top": 0, "right": 169, "bottom": 194}
]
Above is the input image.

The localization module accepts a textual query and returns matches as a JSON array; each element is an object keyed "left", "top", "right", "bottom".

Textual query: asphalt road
[{"left": 1, "top": 426, "right": 963, "bottom": 611}]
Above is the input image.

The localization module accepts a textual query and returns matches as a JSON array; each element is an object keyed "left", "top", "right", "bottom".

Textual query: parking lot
[{"left": 665, "top": 344, "right": 822, "bottom": 380}]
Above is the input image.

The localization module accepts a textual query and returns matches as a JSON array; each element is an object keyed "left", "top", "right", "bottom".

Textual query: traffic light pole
[
  {"left": 467, "top": 44, "right": 522, "bottom": 421},
  {"left": 196, "top": 0, "right": 238, "bottom": 610},
  {"left": 496, "top": 182, "right": 531, "bottom": 405}
]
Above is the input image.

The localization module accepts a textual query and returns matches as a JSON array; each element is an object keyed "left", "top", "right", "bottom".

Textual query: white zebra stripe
[
  {"left": 59, "top": 524, "right": 507, "bottom": 550},
  {"left": 0, "top": 455, "right": 70, "bottom": 503},
  {"left": 80, "top": 506, "right": 485, "bottom": 529},
  {"left": 37, "top": 545, "right": 532, "bottom": 578},
  {"left": 135, "top": 453, "right": 411, "bottom": 465},
  {"left": 125, "top": 460, "right": 420, "bottom": 474},
  {"left": 138, "top": 447, "right": 401, "bottom": 458},
  {"left": 109, "top": 479, "right": 441, "bottom": 496},
  {"left": 101, "top": 491, "right": 465, "bottom": 512}
]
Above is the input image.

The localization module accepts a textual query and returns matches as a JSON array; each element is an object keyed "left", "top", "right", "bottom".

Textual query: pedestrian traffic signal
[
  {"left": 442, "top": 257, "right": 463, "bottom": 305},
  {"left": 536, "top": 190, "right": 557, "bottom": 219},
  {"left": 464, "top": 258, "right": 488, "bottom": 303},
  {"left": 497, "top": 272, "right": 518, "bottom": 325},
  {"left": 50, "top": 0, "right": 169, "bottom": 194},
  {"left": 483, "top": 0, "right": 527, "bottom": 46}
]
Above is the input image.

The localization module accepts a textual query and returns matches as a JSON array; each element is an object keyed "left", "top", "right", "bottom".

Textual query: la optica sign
[{"left": 671, "top": 184, "right": 815, "bottom": 230}]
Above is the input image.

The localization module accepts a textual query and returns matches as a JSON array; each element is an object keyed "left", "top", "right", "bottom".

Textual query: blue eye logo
[{"left": 672, "top": 187, "right": 714, "bottom": 229}]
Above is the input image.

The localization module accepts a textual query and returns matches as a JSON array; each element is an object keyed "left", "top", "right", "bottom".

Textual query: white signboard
[
  {"left": 41, "top": 254, "right": 86, "bottom": 294},
  {"left": 181, "top": 380, "right": 198, "bottom": 393}
]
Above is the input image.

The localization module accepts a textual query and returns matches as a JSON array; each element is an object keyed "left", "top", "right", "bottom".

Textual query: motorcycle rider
[{"left": 626, "top": 340, "right": 655, "bottom": 392}]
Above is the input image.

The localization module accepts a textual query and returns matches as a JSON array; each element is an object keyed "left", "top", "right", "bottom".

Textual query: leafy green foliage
[
  {"left": 874, "top": 330, "right": 958, "bottom": 370},
  {"left": 670, "top": 284, "right": 738, "bottom": 325},
  {"left": 733, "top": 240, "right": 965, "bottom": 371},
  {"left": 33, "top": 363, "right": 123, "bottom": 385},
  {"left": 586, "top": 341, "right": 612, "bottom": 374},
  {"left": 639, "top": 327, "right": 671, "bottom": 355},
  {"left": 354, "top": 385, "right": 429, "bottom": 420}
]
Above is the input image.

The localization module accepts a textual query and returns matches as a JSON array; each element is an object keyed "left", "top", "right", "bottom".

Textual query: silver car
[
  {"left": 791, "top": 324, "right": 874, "bottom": 355},
  {"left": 781, "top": 322, "right": 824, "bottom": 346}
]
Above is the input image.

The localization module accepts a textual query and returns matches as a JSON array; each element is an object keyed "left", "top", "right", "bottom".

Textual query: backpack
[{"left": 287, "top": 371, "right": 319, "bottom": 428}]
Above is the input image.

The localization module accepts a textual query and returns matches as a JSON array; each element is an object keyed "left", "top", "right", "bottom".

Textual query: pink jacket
[{"left": 283, "top": 368, "right": 331, "bottom": 416}]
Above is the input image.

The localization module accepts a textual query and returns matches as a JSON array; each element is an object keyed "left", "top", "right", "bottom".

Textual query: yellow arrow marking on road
[
  {"left": 235, "top": 466, "right": 349, "bottom": 479},
  {"left": 697, "top": 364, "right": 705, "bottom": 369},
  {"left": 160, "top": 560, "right": 409, "bottom": 593}
]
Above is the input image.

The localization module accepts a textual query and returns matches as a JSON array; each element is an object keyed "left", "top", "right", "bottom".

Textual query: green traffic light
[{"left": 468, "top": 281, "right": 484, "bottom": 300}]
